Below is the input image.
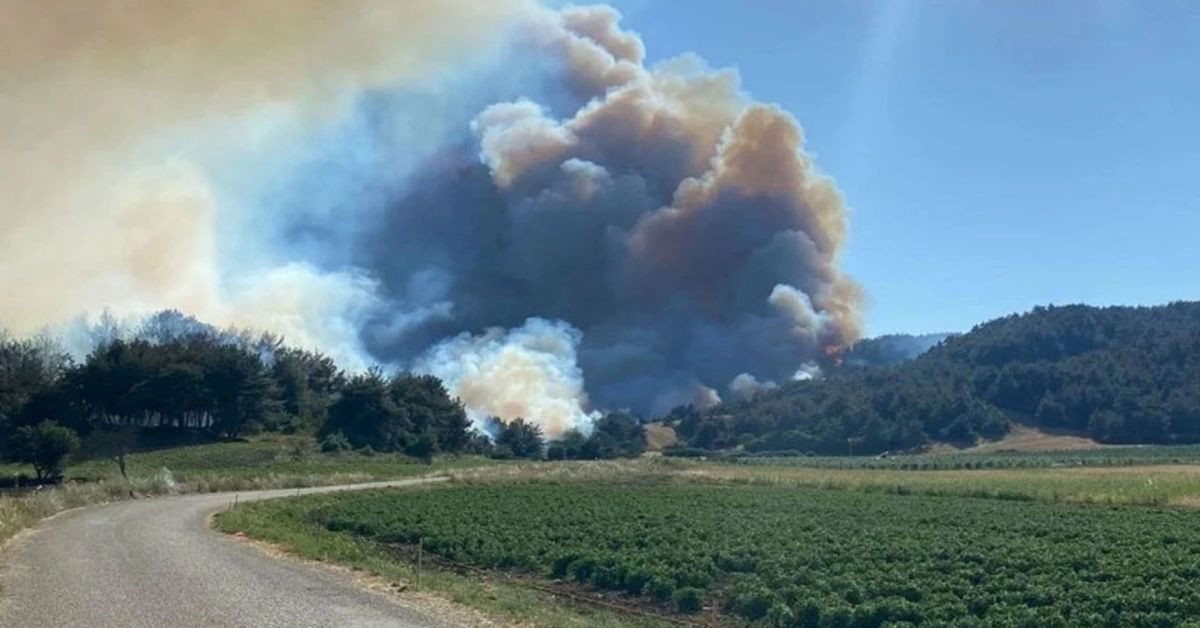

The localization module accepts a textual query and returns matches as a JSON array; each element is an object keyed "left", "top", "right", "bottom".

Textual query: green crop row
[{"left": 306, "top": 482, "right": 1200, "bottom": 626}]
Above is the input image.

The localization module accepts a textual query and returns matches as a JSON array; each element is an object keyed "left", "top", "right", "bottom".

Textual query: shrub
[
  {"left": 673, "top": 587, "right": 705, "bottom": 614},
  {"left": 7, "top": 421, "right": 80, "bottom": 481},
  {"left": 320, "top": 431, "right": 353, "bottom": 454}
]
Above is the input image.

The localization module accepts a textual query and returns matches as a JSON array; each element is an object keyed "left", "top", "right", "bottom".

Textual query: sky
[{"left": 601, "top": 0, "right": 1200, "bottom": 336}]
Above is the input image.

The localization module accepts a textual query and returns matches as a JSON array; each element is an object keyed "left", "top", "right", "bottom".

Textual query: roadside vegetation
[
  {"left": 1, "top": 438, "right": 501, "bottom": 486},
  {"left": 0, "top": 438, "right": 500, "bottom": 544},
  {"left": 0, "top": 310, "right": 647, "bottom": 552},
  {"left": 0, "top": 311, "right": 650, "bottom": 484}
]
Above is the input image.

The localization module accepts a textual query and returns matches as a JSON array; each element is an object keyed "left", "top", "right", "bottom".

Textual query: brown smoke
[
  {"left": 2, "top": 2, "right": 865, "bottom": 431},
  {"left": 377, "top": 4, "right": 864, "bottom": 421},
  {"left": 0, "top": 0, "right": 528, "bottom": 333}
]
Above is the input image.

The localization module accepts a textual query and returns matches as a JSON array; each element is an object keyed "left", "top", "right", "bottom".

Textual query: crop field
[
  {"left": 726, "top": 444, "right": 1200, "bottom": 470},
  {"left": 264, "top": 481, "right": 1200, "bottom": 626},
  {"left": 683, "top": 461, "right": 1200, "bottom": 507}
]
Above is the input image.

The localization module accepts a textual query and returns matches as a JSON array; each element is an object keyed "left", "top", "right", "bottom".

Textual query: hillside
[
  {"left": 842, "top": 332, "right": 953, "bottom": 367},
  {"left": 673, "top": 302, "right": 1200, "bottom": 455}
]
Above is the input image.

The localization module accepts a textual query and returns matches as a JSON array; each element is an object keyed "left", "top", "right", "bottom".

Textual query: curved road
[{"left": 0, "top": 479, "right": 459, "bottom": 627}]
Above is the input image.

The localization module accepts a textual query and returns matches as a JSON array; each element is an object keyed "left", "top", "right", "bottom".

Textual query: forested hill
[
  {"left": 673, "top": 302, "right": 1200, "bottom": 455},
  {"left": 842, "top": 333, "right": 953, "bottom": 367}
]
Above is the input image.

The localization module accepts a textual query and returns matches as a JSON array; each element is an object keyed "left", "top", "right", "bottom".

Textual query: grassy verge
[
  {"left": 214, "top": 488, "right": 676, "bottom": 628},
  {"left": 0, "top": 437, "right": 497, "bottom": 484},
  {"left": 0, "top": 439, "right": 501, "bottom": 545}
]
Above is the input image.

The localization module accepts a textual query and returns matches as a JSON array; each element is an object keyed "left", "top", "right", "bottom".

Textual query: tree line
[
  {"left": 1, "top": 311, "right": 648, "bottom": 480},
  {"left": 669, "top": 302, "right": 1200, "bottom": 456}
]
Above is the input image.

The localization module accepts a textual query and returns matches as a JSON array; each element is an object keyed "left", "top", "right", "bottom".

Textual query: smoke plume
[
  {"left": 414, "top": 318, "right": 599, "bottom": 436},
  {"left": 2, "top": 2, "right": 862, "bottom": 436},
  {"left": 0, "top": 0, "right": 527, "bottom": 342}
]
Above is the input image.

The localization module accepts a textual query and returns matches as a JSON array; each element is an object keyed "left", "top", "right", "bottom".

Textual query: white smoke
[
  {"left": 729, "top": 373, "right": 779, "bottom": 400},
  {"left": 0, "top": 0, "right": 530, "bottom": 345},
  {"left": 3, "top": 2, "right": 864, "bottom": 436},
  {"left": 794, "top": 362, "right": 823, "bottom": 381},
  {"left": 412, "top": 318, "right": 599, "bottom": 438}
]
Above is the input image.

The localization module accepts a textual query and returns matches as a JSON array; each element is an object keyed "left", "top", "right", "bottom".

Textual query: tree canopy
[
  {"left": 673, "top": 302, "right": 1200, "bottom": 455},
  {"left": 0, "top": 311, "right": 478, "bottom": 472},
  {"left": 8, "top": 420, "right": 80, "bottom": 480}
]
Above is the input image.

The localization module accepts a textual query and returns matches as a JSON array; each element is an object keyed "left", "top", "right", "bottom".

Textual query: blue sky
[{"left": 601, "top": 0, "right": 1199, "bottom": 335}]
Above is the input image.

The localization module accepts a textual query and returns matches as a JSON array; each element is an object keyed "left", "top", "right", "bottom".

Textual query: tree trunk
[{"left": 115, "top": 454, "right": 133, "bottom": 497}]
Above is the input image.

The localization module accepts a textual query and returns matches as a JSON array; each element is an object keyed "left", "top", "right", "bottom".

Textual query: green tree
[
  {"left": 271, "top": 347, "right": 343, "bottom": 433},
  {"left": 321, "top": 371, "right": 413, "bottom": 452},
  {"left": 495, "top": 418, "right": 544, "bottom": 459},
  {"left": 591, "top": 412, "right": 646, "bottom": 458},
  {"left": 82, "top": 426, "right": 138, "bottom": 482},
  {"left": 407, "top": 428, "right": 440, "bottom": 464},
  {"left": 389, "top": 374, "right": 470, "bottom": 452},
  {"left": 8, "top": 421, "right": 80, "bottom": 481},
  {"left": 547, "top": 429, "right": 588, "bottom": 460},
  {"left": 202, "top": 342, "right": 279, "bottom": 438},
  {"left": 0, "top": 333, "right": 70, "bottom": 431}
]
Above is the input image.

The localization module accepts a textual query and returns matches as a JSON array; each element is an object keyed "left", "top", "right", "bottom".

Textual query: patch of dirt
[{"left": 963, "top": 424, "right": 1109, "bottom": 453}]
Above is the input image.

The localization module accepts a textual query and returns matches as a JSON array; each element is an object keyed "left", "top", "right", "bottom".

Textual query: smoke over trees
[
  {"left": 0, "top": 312, "right": 483, "bottom": 470},
  {"left": 1, "top": 3, "right": 863, "bottom": 437},
  {"left": 312, "top": 5, "right": 864, "bottom": 432}
]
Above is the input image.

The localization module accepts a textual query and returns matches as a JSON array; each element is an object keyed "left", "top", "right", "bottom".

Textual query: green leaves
[{"left": 314, "top": 482, "right": 1200, "bottom": 623}]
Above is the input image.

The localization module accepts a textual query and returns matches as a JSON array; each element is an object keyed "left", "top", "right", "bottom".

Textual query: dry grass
[
  {"left": 963, "top": 424, "right": 1110, "bottom": 453},
  {"left": 1, "top": 478, "right": 160, "bottom": 544},
  {"left": 430, "top": 455, "right": 1200, "bottom": 508},
  {"left": 436, "top": 457, "right": 1200, "bottom": 507},
  {"left": 444, "top": 459, "right": 682, "bottom": 486},
  {"left": 0, "top": 456, "right": 499, "bottom": 548},
  {"left": 680, "top": 462, "right": 1200, "bottom": 507}
]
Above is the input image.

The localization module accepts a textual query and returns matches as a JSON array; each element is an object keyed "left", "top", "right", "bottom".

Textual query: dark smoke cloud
[
  {"left": 4, "top": 2, "right": 863, "bottom": 436},
  {"left": 296, "top": 4, "right": 864, "bottom": 422}
]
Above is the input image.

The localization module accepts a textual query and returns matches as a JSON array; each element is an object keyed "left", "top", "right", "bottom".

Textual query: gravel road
[{"left": 0, "top": 478, "right": 459, "bottom": 627}]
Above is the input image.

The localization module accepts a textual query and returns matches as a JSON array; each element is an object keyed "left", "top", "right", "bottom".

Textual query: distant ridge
[{"left": 672, "top": 302, "right": 1200, "bottom": 455}]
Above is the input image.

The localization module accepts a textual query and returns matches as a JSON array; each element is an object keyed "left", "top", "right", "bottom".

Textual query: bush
[
  {"left": 7, "top": 421, "right": 80, "bottom": 481},
  {"left": 406, "top": 428, "right": 439, "bottom": 464},
  {"left": 319, "top": 431, "right": 353, "bottom": 454},
  {"left": 646, "top": 575, "right": 676, "bottom": 602},
  {"left": 673, "top": 587, "right": 705, "bottom": 614}
]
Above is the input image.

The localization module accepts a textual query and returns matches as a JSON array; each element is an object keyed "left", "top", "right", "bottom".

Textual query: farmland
[
  {"left": 683, "top": 461, "right": 1200, "bottom": 507},
  {"left": 724, "top": 444, "right": 1200, "bottom": 470},
  {"left": 219, "top": 470, "right": 1200, "bottom": 626}
]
